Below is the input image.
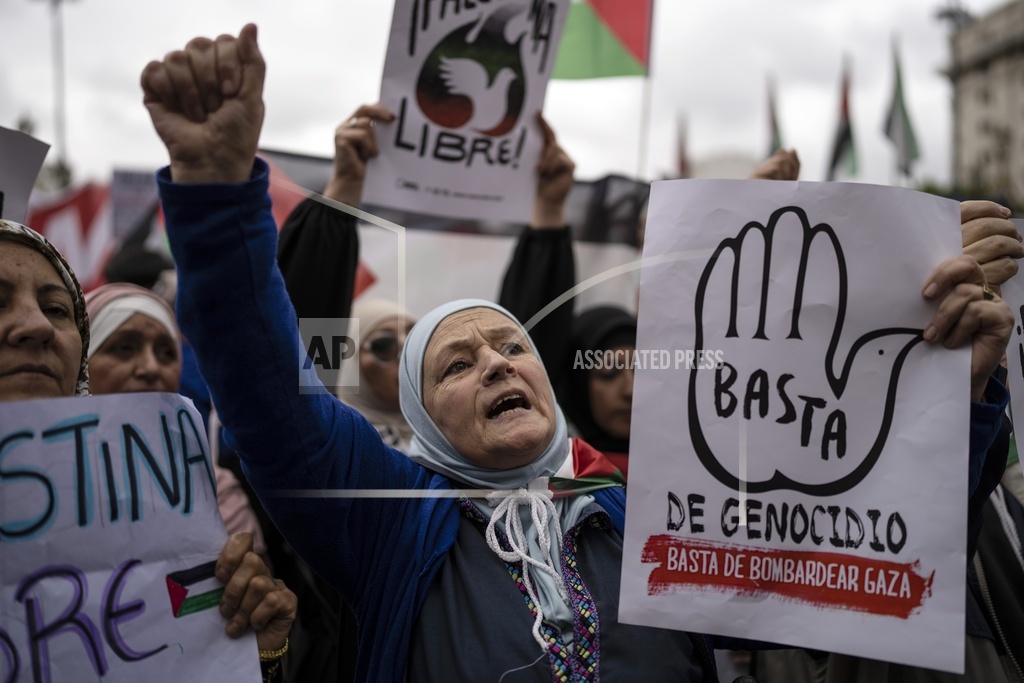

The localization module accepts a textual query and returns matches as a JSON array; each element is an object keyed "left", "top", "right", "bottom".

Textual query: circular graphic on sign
[{"left": 415, "top": 5, "right": 527, "bottom": 138}]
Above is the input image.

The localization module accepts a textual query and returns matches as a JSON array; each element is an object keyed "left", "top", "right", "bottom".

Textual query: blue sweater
[{"left": 160, "top": 159, "right": 1008, "bottom": 682}]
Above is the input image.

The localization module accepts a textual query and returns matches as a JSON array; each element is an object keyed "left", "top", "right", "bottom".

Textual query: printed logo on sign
[
  {"left": 416, "top": 5, "right": 529, "bottom": 138},
  {"left": 298, "top": 318, "right": 360, "bottom": 395}
]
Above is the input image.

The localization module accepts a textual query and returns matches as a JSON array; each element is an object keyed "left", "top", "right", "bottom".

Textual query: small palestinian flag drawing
[{"left": 166, "top": 561, "right": 225, "bottom": 618}]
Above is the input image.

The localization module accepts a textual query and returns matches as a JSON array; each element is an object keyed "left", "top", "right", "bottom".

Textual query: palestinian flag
[
  {"left": 826, "top": 59, "right": 857, "bottom": 181},
  {"left": 552, "top": 0, "right": 653, "bottom": 79},
  {"left": 883, "top": 40, "right": 920, "bottom": 177},
  {"left": 166, "top": 561, "right": 225, "bottom": 618}
]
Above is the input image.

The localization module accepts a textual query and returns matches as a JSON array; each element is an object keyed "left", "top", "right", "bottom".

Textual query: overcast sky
[{"left": 0, "top": 0, "right": 1009, "bottom": 189}]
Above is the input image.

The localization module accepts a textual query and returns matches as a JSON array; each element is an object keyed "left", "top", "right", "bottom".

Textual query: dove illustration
[
  {"left": 438, "top": 56, "right": 518, "bottom": 135},
  {"left": 415, "top": 4, "right": 528, "bottom": 137}
]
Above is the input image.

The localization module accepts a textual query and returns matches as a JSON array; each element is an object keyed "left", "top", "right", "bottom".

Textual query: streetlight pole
[{"left": 31, "top": 0, "right": 73, "bottom": 187}]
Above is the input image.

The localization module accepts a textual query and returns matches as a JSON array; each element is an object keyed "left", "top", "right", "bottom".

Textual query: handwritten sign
[
  {"left": 364, "top": 0, "right": 569, "bottom": 222},
  {"left": 0, "top": 126, "right": 49, "bottom": 224},
  {"left": 0, "top": 393, "right": 261, "bottom": 682},
  {"left": 620, "top": 180, "right": 969, "bottom": 673}
]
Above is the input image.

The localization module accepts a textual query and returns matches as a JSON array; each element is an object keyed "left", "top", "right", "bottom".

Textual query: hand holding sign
[
  {"left": 324, "top": 103, "right": 396, "bottom": 206},
  {"left": 531, "top": 114, "right": 575, "bottom": 228},
  {"left": 690, "top": 206, "right": 926, "bottom": 496},
  {"left": 749, "top": 149, "right": 801, "bottom": 181},
  {"left": 215, "top": 532, "right": 296, "bottom": 652},
  {"left": 141, "top": 25, "right": 265, "bottom": 184},
  {"left": 921, "top": 254, "right": 1013, "bottom": 402},
  {"left": 960, "top": 201, "right": 1022, "bottom": 293}
]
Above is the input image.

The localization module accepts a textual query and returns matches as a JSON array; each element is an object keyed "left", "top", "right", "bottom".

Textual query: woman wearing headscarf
[
  {"left": 0, "top": 220, "right": 296, "bottom": 682},
  {"left": 337, "top": 298, "right": 416, "bottom": 451},
  {"left": 85, "top": 282, "right": 268, "bottom": 559},
  {"left": 562, "top": 306, "right": 636, "bottom": 475},
  {"left": 144, "top": 25, "right": 1012, "bottom": 683}
]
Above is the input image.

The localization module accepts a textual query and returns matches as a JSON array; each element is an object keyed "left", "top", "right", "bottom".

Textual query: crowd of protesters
[{"left": 3, "top": 19, "right": 1024, "bottom": 683}]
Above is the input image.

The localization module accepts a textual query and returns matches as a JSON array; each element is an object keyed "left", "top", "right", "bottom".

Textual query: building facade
[{"left": 947, "top": 0, "right": 1024, "bottom": 207}]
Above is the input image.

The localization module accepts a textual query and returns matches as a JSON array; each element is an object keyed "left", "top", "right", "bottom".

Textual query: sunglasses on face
[{"left": 363, "top": 332, "right": 405, "bottom": 364}]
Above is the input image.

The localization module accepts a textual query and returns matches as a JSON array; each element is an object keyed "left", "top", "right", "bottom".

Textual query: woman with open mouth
[{"left": 145, "top": 24, "right": 1013, "bottom": 683}]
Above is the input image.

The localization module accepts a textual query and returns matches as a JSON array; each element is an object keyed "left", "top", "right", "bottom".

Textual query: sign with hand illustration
[
  {"left": 690, "top": 206, "right": 924, "bottom": 496},
  {"left": 364, "top": 0, "right": 569, "bottom": 222},
  {"left": 620, "top": 180, "right": 971, "bottom": 673}
]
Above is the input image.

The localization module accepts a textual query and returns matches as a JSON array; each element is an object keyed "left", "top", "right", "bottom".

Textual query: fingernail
[
  {"left": 220, "top": 602, "right": 231, "bottom": 617},
  {"left": 924, "top": 325, "right": 937, "bottom": 341},
  {"left": 923, "top": 283, "right": 938, "bottom": 298},
  {"left": 226, "top": 622, "right": 241, "bottom": 637},
  {"left": 1002, "top": 206, "right": 1012, "bottom": 217}
]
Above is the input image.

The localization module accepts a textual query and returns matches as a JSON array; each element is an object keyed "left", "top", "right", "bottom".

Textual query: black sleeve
[
  {"left": 276, "top": 197, "right": 360, "bottom": 321},
  {"left": 498, "top": 226, "right": 575, "bottom": 392}
]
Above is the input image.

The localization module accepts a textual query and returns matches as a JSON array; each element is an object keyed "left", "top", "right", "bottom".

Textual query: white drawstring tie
[{"left": 485, "top": 479, "right": 569, "bottom": 651}]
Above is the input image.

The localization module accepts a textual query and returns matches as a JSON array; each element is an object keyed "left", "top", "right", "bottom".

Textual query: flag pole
[
  {"left": 636, "top": 0, "right": 656, "bottom": 181},
  {"left": 637, "top": 72, "right": 653, "bottom": 181}
]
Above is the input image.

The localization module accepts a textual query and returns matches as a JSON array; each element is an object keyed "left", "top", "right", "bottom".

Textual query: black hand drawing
[{"left": 689, "top": 206, "right": 924, "bottom": 496}]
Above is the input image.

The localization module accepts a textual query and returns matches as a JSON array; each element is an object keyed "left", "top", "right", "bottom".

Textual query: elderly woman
[
  {"left": 143, "top": 26, "right": 1012, "bottom": 683},
  {"left": 0, "top": 220, "right": 295, "bottom": 682}
]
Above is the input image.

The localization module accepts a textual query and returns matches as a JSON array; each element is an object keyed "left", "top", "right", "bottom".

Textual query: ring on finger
[{"left": 982, "top": 284, "right": 995, "bottom": 301}]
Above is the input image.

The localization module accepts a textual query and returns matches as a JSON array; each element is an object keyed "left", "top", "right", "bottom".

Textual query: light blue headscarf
[
  {"left": 399, "top": 298, "right": 569, "bottom": 487},
  {"left": 398, "top": 298, "right": 593, "bottom": 650}
]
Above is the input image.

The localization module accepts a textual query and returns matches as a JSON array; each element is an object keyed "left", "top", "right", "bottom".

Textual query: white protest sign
[
  {"left": 0, "top": 393, "right": 261, "bottom": 682},
  {"left": 620, "top": 180, "right": 970, "bottom": 673},
  {"left": 364, "top": 0, "right": 570, "bottom": 222},
  {"left": 0, "top": 126, "right": 50, "bottom": 224}
]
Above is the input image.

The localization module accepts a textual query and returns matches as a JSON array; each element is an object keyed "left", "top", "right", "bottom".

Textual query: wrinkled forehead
[{"left": 425, "top": 307, "right": 524, "bottom": 358}]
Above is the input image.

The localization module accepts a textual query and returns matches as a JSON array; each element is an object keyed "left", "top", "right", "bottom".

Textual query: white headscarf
[
  {"left": 399, "top": 298, "right": 593, "bottom": 650},
  {"left": 337, "top": 299, "right": 415, "bottom": 451},
  {"left": 85, "top": 283, "right": 180, "bottom": 359}
]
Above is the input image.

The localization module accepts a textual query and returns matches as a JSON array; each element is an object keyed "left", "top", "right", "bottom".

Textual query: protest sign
[
  {"left": 0, "top": 126, "right": 49, "bottom": 224},
  {"left": 0, "top": 393, "right": 261, "bottom": 682},
  {"left": 619, "top": 180, "right": 970, "bottom": 672},
  {"left": 364, "top": 0, "right": 570, "bottom": 222}
]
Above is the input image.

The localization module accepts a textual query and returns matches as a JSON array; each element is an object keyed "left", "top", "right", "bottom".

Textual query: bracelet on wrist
[{"left": 259, "top": 637, "right": 288, "bottom": 662}]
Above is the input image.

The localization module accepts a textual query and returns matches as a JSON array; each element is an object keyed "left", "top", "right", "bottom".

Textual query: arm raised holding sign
[{"left": 146, "top": 24, "right": 738, "bottom": 682}]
